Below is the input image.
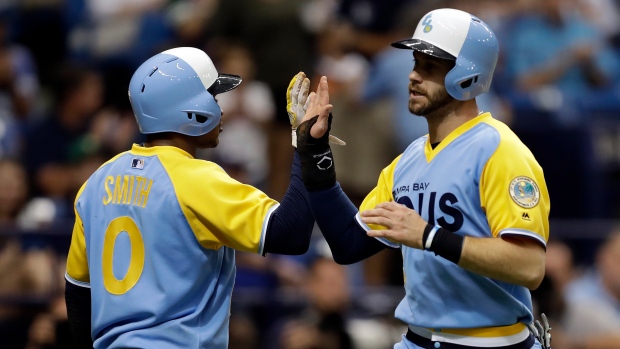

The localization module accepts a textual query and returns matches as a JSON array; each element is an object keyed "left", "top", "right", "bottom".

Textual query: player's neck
[
  {"left": 144, "top": 134, "right": 197, "bottom": 157},
  {"left": 427, "top": 100, "right": 480, "bottom": 144}
]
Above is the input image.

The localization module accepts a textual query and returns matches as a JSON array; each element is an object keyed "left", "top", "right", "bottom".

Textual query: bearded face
[
  {"left": 408, "top": 52, "right": 457, "bottom": 119},
  {"left": 408, "top": 83, "right": 455, "bottom": 118}
]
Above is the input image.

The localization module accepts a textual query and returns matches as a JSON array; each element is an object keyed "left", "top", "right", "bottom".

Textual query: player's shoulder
[
  {"left": 480, "top": 116, "right": 530, "bottom": 150},
  {"left": 160, "top": 154, "right": 227, "bottom": 186},
  {"left": 481, "top": 116, "right": 540, "bottom": 165}
]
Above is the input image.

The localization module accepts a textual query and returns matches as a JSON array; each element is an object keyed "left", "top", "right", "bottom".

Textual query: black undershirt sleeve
[
  {"left": 263, "top": 152, "right": 390, "bottom": 261},
  {"left": 65, "top": 280, "right": 94, "bottom": 349},
  {"left": 307, "top": 183, "right": 388, "bottom": 265},
  {"left": 263, "top": 151, "right": 315, "bottom": 255}
]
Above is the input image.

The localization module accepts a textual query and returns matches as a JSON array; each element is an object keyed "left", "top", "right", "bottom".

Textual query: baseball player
[
  {"left": 294, "top": 8, "right": 551, "bottom": 349},
  {"left": 64, "top": 47, "right": 319, "bottom": 349}
]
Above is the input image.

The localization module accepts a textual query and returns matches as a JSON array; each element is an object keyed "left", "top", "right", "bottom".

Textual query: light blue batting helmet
[
  {"left": 392, "top": 8, "right": 499, "bottom": 101},
  {"left": 128, "top": 47, "right": 242, "bottom": 136}
]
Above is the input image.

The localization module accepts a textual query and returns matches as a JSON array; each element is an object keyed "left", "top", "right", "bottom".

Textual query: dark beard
[{"left": 409, "top": 87, "right": 456, "bottom": 119}]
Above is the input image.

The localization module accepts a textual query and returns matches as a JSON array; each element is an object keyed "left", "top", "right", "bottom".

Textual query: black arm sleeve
[
  {"left": 65, "top": 280, "right": 94, "bottom": 349},
  {"left": 307, "top": 183, "right": 387, "bottom": 265},
  {"left": 263, "top": 151, "right": 315, "bottom": 255}
]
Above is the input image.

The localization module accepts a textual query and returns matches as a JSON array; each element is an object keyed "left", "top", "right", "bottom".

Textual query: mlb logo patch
[{"left": 131, "top": 158, "right": 145, "bottom": 169}]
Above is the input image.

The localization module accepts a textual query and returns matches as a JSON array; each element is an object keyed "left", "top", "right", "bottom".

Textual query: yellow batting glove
[{"left": 286, "top": 72, "right": 345, "bottom": 147}]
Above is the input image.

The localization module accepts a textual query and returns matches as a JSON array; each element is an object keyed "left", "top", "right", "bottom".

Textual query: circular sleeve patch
[{"left": 509, "top": 176, "right": 540, "bottom": 208}]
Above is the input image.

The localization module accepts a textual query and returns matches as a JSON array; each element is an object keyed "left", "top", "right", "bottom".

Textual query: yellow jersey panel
[
  {"left": 480, "top": 118, "right": 550, "bottom": 242},
  {"left": 153, "top": 146, "right": 278, "bottom": 253},
  {"left": 359, "top": 155, "right": 401, "bottom": 230},
  {"left": 66, "top": 182, "right": 90, "bottom": 284}
]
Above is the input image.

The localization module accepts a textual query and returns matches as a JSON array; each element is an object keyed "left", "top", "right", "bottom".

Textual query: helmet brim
[
  {"left": 391, "top": 39, "right": 456, "bottom": 61},
  {"left": 207, "top": 74, "right": 242, "bottom": 95}
]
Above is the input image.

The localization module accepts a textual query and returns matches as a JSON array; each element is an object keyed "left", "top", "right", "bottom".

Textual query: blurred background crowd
[{"left": 1, "top": 0, "right": 620, "bottom": 348}]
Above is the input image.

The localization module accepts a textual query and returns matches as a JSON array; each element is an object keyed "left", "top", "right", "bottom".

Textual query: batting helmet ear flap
[{"left": 445, "top": 57, "right": 487, "bottom": 101}]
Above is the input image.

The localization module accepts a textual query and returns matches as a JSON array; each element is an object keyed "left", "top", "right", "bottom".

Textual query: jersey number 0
[{"left": 102, "top": 216, "right": 145, "bottom": 295}]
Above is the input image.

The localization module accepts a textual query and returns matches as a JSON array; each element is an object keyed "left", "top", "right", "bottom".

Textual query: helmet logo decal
[{"left": 422, "top": 14, "right": 433, "bottom": 33}]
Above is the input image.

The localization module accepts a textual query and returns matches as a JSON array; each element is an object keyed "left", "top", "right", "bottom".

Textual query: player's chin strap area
[{"left": 527, "top": 313, "right": 552, "bottom": 349}]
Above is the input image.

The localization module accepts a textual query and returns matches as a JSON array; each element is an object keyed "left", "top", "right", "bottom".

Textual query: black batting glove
[{"left": 295, "top": 114, "right": 336, "bottom": 191}]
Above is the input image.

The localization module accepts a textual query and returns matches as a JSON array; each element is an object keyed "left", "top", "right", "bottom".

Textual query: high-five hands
[
  {"left": 293, "top": 74, "right": 338, "bottom": 191},
  {"left": 361, "top": 202, "right": 428, "bottom": 249},
  {"left": 286, "top": 72, "right": 345, "bottom": 147}
]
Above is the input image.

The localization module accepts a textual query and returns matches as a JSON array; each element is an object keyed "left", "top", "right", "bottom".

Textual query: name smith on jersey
[{"left": 103, "top": 175, "right": 153, "bottom": 207}]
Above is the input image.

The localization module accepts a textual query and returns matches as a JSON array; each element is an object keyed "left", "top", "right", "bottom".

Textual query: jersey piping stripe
[
  {"left": 65, "top": 273, "right": 91, "bottom": 288},
  {"left": 259, "top": 203, "right": 279, "bottom": 255},
  {"left": 355, "top": 212, "right": 401, "bottom": 248},
  {"left": 498, "top": 228, "right": 547, "bottom": 247}
]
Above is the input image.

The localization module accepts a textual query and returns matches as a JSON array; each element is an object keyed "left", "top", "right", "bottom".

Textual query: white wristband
[
  {"left": 292, "top": 129, "right": 298, "bottom": 148},
  {"left": 425, "top": 226, "right": 440, "bottom": 250}
]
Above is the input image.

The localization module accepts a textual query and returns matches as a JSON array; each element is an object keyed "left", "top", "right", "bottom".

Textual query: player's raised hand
[
  {"left": 288, "top": 73, "right": 345, "bottom": 146},
  {"left": 361, "top": 202, "right": 428, "bottom": 249},
  {"left": 295, "top": 76, "right": 338, "bottom": 191},
  {"left": 300, "top": 76, "right": 332, "bottom": 139},
  {"left": 300, "top": 77, "right": 346, "bottom": 145}
]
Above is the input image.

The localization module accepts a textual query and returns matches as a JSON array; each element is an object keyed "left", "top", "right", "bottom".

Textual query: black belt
[{"left": 405, "top": 329, "right": 535, "bottom": 349}]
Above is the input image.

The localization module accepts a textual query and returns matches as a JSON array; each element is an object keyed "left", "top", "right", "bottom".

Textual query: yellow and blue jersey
[
  {"left": 65, "top": 144, "right": 279, "bottom": 349},
  {"left": 358, "top": 113, "right": 550, "bottom": 344}
]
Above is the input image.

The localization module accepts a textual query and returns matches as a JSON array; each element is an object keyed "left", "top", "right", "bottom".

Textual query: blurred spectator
[
  {"left": 88, "top": 106, "right": 140, "bottom": 156},
  {"left": 505, "top": 0, "right": 620, "bottom": 127},
  {"left": 229, "top": 312, "right": 260, "bottom": 349},
  {"left": 69, "top": 0, "right": 172, "bottom": 68},
  {"left": 0, "top": 158, "right": 28, "bottom": 226},
  {"left": 22, "top": 255, "right": 70, "bottom": 349},
  {"left": 530, "top": 239, "right": 578, "bottom": 344},
  {"left": 0, "top": 159, "right": 58, "bottom": 349},
  {"left": 13, "top": 0, "right": 68, "bottom": 88},
  {"left": 0, "top": 12, "right": 39, "bottom": 159},
  {"left": 545, "top": 239, "right": 581, "bottom": 293},
  {"left": 558, "top": 230, "right": 620, "bottom": 348},
  {"left": 336, "top": 0, "right": 412, "bottom": 58},
  {"left": 24, "top": 294, "right": 70, "bottom": 349},
  {"left": 166, "top": 0, "right": 220, "bottom": 47},
  {"left": 576, "top": 0, "right": 620, "bottom": 44},
  {"left": 272, "top": 255, "right": 354, "bottom": 349},
  {"left": 21, "top": 66, "right": 106, "bottom": 221},
  {"left": 0, "top": 158, "right": 64, "bottom": 230}
]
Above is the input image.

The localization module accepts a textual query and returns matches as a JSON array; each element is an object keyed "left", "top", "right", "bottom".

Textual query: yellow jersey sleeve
[
  {"left": 166, "top": 159, "right": 278, "bottom": 253},
  {"left": 66, "top": 182, "right": 90, "bottom": 284},
  {"left": 359, "top": 155, "right": 401, "bottom": 230},
  {"left": 480, "top": 121, "right": 550, "bottom": 245}
]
